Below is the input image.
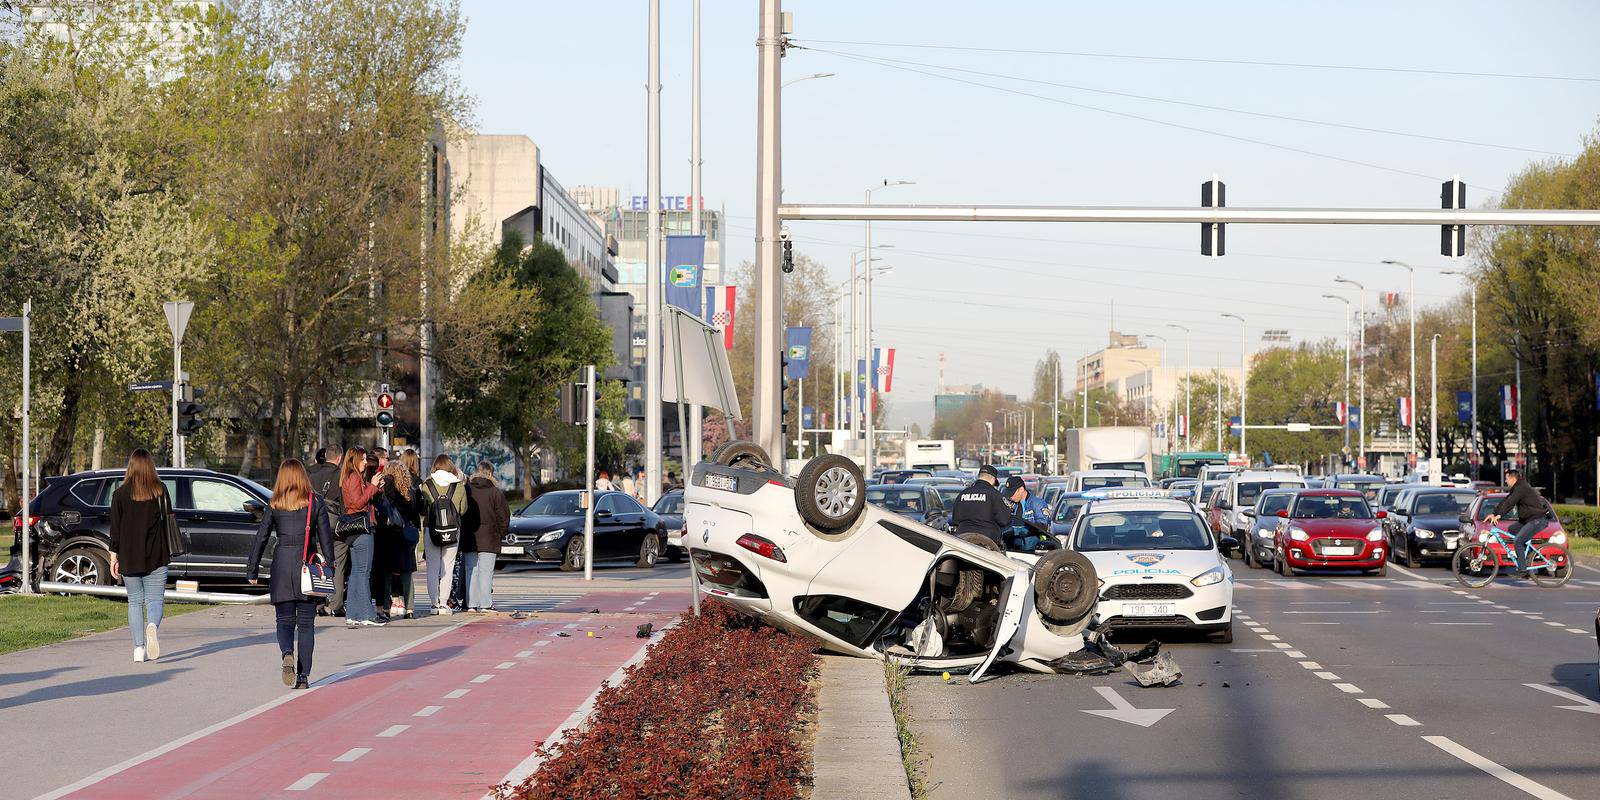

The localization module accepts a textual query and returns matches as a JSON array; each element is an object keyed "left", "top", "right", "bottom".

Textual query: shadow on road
[
  {"left": 0, "top": 665, "right": 79, "bottom": 688},
  {"left": 1551, "top": 661, "right": 1599, "bottom": 700},
  {"left": 0, "top": 667, "right": 191, "bottom": 711},
  {"left": 156, "top": 631, "right": 278, "bottom": 665}
]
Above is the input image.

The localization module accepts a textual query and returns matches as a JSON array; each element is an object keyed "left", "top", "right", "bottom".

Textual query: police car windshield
[
  {"left": 1291, "top": 496, "right": 1373, "bottom": 519},
  {"left": 1081, "top": 476, "right": 1150, "bottom": 490},
  {"left": 1075, "top": 511, "right": 1212, "bottom": 551},
  {"left": 867, "top": 487, "right": 925, "bottom": 513},
  {"left": 1053, "top": 497, "right": 1088, "bottom": 522},
  {"left": 1237, "top": 481, "right": 1302, "bottom": 505}
]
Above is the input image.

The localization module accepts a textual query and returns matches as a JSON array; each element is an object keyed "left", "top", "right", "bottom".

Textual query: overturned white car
[{"left": 683, "top": 443, "right": 1179, "bottom": 684}]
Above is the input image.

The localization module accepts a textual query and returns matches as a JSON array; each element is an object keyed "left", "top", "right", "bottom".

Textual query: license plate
[
  {"left": 1446, "top": 540, "right": 1458, "bottom": 550},
  {"left": 705, "top": 474, "right": 738, "bottom": 491},
  {"left": 1124, "top": 603, "right": 1174, "bottom": 617},
  {"left": 501, "top": 545, "right": 523, "bottom": 555},
  {"left": 1322, "top": 546, "right": 1356, "bottom": 556}
]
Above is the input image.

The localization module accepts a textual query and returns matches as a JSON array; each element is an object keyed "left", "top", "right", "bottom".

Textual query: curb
[{"left": 811, "top": 656, "right": 913, "bottom": 800}]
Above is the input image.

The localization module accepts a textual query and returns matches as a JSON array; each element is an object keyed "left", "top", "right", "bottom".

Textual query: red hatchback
[
  {"left": 1273, "top": 489, "right": 1388, "bottom": 576},
  {"left": 1461, "top": 492, "right": 1572, "bottom": 566}
]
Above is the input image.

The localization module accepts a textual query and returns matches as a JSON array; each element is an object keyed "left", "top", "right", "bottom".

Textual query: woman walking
[
  {"left": 463, "top": 462, "right": 509, "bottom": 612},
  {"left": 109, "top": 449, "right": 171, "bottom": 663},
  {"left": 339, "top": 447, "right": 385, "bottom": 627},
  {"left": 375, "top": 458, "right": 420, "bottom": 620},
  {"left": 418, "top": 455, "right": 467, "bottom": 615},
  {"left": 247, "top": 459, "right": 336, "bottom": 689}
]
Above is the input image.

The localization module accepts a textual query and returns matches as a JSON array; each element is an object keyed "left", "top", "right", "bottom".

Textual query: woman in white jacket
[{"left": 417, "top": 455, "right": 468, "bottom": 615}]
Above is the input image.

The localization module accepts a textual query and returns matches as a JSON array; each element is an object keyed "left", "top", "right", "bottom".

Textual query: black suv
[{"left": 9, "top": 468, "right": 274, "bottom": 586}]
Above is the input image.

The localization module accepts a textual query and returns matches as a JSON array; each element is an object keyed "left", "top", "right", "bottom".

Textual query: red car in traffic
[
  {"left": 1273, "top": 489, "right": 1388, "bottom": 576},
  {"left": 1460, "top": 492, "right": 1572, "bottom": 568}
]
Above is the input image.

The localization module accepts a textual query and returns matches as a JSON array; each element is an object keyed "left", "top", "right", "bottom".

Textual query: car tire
[
  {"left": 710, "top": 440, "right": 774, "bottom": 472},
  {"left": 1277, "top": 550, "right": 1293, "bottom": 577},
  {"left": 1403, "top": 543, "right": 1421, "bottom": 569},
  {"left": 1032, "top": 549, "right": 1099, "bottom": 625},
  {"left": 560, "top": 536, "right": 585, "bottom": 572},
  {"left": 1370, "top": 561, "right": 1388, "bottom": 577},
  {"left": 1244, "top": 542, "right": 1259, "bottom": 569},
  {"left": 949, "top": 533, "right": 1002, "bottom": 613},
  {"left": 795, "top": 455, "right": 865, "bottom": 533},
  {"left": 1209, "top": 624, "right": 1234, "bottom": 644},
  {"left": 636, "top": 534, "right": 660, "bottom": 569},
  {"left": 51, "top": 546, "right": 113, "bottom": 586}
]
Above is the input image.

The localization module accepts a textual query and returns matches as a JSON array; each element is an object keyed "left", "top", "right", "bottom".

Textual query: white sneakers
[
  {"left": 145, "top": 624, "right": 160, "bottom": 659},
  {"left": 133, "top": 646, "right": 146, "bottom": 663}
]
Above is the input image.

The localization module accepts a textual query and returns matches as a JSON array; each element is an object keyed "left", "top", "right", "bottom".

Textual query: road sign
[
  {"left": 162, "top": 301, "right": 195, "bottom": 346},
  {"left": 129, "top": 381, "right": 175, "bottom": 392},
  {"left": 1286, "top": 422, "right": 1311, "bottom": 433}
]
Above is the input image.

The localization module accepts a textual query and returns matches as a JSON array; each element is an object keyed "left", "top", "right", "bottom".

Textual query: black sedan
[
  {"left": 501, "top": 490, "right": 667, "bottom": 571},
  {"left": 9, "top": 468, "right": 273, "bottom": 586},
  {"left": 865, "top": 484, "right": 950, "bottom": 531},
  {"left": 1385, "top": 487, "right": 1476, "bottom": 567},
  {"left": 653, "top": 489, "right": 686, "bottom": 562}
]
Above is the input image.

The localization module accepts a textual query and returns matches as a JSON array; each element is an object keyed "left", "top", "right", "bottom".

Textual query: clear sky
[{"left": 459, "top": 0, "right": 1600, "bottom": 427}]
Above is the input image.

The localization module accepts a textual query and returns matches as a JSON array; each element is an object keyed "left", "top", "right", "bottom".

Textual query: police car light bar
[{"left": 1080, "top": 488, "right": 1193, "bottom": 501}]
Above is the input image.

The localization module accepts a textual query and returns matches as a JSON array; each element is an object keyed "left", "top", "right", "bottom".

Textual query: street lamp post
[
  {"left": 1430, "top": 333, "right": 1441, "bottom": 483},
  {"left": 1335, "top": 277, "right": 1367, "bottom": 472},
  {"left": 1322, "top": 294, "right": 1352, "bottom": 458},
  {"left": 783, "top": 72, "right": 835, "bottom": 88},
  {"left": 1166, "top": 324, "right": 1192, "bottom": 450},
  {"left": 1220, "top": 314, "right": 1247, "bottom": 461},
  {"left": 1381, "top": 260, "right": 1417, "bottom": 474},
  {"left": 1051, "top": 354, "right": 1060, "bottom": 475},
  {"left": 1143, "top": 336, "right": 1170, "bottom": 452},
  {"left": 1442, "top": 269, "right": 1477, "bottom": 478},
  {"left": 863, "top": 180, "right": 913, "bottom": 473}
]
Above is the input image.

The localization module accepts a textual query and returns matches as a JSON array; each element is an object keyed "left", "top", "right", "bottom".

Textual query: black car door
[
  {"left": 607, "top": 494, "right": 651, "bottom": 558},
  {"left": 180, "top": 477, "right": 266, "bottom": 578},
  {"left": 592, "top": 494, "right": 629, "bottom": 559}
]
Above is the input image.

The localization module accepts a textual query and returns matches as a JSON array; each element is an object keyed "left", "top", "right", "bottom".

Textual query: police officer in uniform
[
  {"left": 1002, "top": 475, "right": 1060, "bottom": 551},
  {"left": 951, "top": 465, "right": 1012, "bottom": 546}
]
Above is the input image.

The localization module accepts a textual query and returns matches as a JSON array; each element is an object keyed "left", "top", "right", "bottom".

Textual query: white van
[{"left": 1216, "top": 470, "right": 1308, "bottom": 543}]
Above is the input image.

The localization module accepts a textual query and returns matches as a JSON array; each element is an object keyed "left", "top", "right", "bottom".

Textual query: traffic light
[
  {"left": 375, "top": 385, "right": 395, "bottom": 428},
  {"left": 781, "top": 238, "right": 794, "bottom": 273},
  {"left": 1201, "top": 176, "right": 1225, "bottom": 257},
  {"left": 779, "top": 348, "right": 791, "bottom": 434},
  {"left": 176, "top": 384, "right": 205, "bottom": 436},
  {"left": 560, "top": 381, "right": 599, "bottom": 425},
  {"left": 1441, "top": 178, "right": 1466, "bottom": 258}
]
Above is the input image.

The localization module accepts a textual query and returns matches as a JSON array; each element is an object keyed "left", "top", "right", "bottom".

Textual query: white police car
[{"left": 1064, "top": 489, "right": 1235, "bottom": 643}]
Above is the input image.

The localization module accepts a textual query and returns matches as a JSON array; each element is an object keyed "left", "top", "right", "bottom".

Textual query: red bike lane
[{"left": 58, "top": 592, "right": 688, "bottom": 800}]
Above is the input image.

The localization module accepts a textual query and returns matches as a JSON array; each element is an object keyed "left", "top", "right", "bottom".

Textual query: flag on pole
[
  {"left": 1333, "top": 401, "right": 1347, "bottom": 425},
  {"left": 1501, "top": 385, "right": 1517, "bottom": 421},
  {"left": 1348, "top": 406, "right": 1361, "bottom": 430},
  {"left": 1177, "top": 415, "right": 1188, "bottom": 437},
  {"left": 873, "top": 347, "right": 896, "bottom": 392},
  {"left": 664, "top": 235, "right": 705, "bottom": 314},
  {"left": 1397, "top": 396, "right": 1413, "bottom": 428},
  {"left": 701, "top": 285, "right": 736, "bottom": 349},
  {"left": 1456, "top": 391, "right": 1472, "bottom": 423}
]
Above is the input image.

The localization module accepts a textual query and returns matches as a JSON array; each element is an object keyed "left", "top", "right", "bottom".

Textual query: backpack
[{"left": 427, "top": 481, "right": 462, "bottom": 547}]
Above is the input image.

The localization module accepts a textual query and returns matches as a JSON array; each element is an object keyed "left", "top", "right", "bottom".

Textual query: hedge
[
  {"left": 1555, "top": 504, "right": 1600, "bottom": 540},
  {"left": 495, "top": 602, "right": 819, "bottom": 800}
]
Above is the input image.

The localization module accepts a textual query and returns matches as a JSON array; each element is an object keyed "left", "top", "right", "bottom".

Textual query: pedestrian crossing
[
  {"left": 1232, "top": 577, "right": 1600, "bottom": 591},
  {"left": 485, "top": 592, "right": 585, "bottom": 612}
]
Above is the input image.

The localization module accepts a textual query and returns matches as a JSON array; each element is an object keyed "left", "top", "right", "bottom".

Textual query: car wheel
[
  {"left": 1403, "top": 542, "right": 1421, "bottom": 569},
  {"left": 560, "top": 536, "right": 585, "bottom": 572},
  {"left": 636, "top": 534, "right": 660, "bottom": 569},
  {"left": 1370, "top": 561, "right": 1388, "bottom": 577},
  {"left": 1033, "top": 549, "right": 1099, "bottom": 625},
  {"left": 1244, "top": 542, "right": 1259, "bottom": 569},
  {"left": 1277, "top": 549, "right": 1293, "bottom": 577},
  {"left": 795, "top": 454, "right": 865, "bottom": 533},
  {"left": 710, "top": 440, "right": 774, "bottom": 472},
  {"left": 52, "top": 547, "right": 112, "bottom": 586},
  {"left": 1209, "top": 624, "right": 1234, "bottom": 644},
  {"left": 949, "top": 533, "right": 1002, "bottom": 612}
]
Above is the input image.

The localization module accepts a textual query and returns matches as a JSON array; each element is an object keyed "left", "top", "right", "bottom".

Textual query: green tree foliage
[
  {"left": 725, "top": 254, "right": 840, "bottom": 457},
  {"left": 1243, "top": 344, "right": 1345, "bottom": 466}
]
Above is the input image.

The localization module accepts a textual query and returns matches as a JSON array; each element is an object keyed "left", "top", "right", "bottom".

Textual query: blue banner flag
[
  {"left": 784, "top": 327, "right": 812, "bottom": 380},
  {"left": 857, "top": 359, "right": 867, "bottom": 405},
  {"left": 663, "top": 235, "right": 705, "bottom": 314},
  {"left": 1347, "top": 406, "right": 1361, "bottom": 430},
  {"left": 1456, "top": 391, "right": 1473, "bottom": 423},
  {"left": 802, "top": 406, "right": 814, "bottom": 428}
]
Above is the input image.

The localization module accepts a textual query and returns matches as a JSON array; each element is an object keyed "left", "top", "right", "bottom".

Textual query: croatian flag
[
  {"left": 1501, "top": 385, "right": 1517, "bottom": 421},
  {"left": 701, "top": 285, "right": 736, "bottom": 350},
  {"left": 873, "top": 347, "right": 896, "bottom": 393},
  {"left": 1177, "top": 415, "right": 1188, "bottom": 437},
  {"left": 1397, "top": 396, "right": 1413, "bottom": 428},
  {"left": 1333, "top": 401, "right": 1348, "bottom": 425}
]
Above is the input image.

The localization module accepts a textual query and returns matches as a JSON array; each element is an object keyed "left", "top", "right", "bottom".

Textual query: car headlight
[
  {"left": 1413, "top": 528, "right": 1436, "bottom": 539},
  {"left": 1191, "top": 566, "right": 1228, "bottom": 587},
  {"left": 1549, "top": 531, "right": 1567, "bottom": 545},
  {"left": 1366, "top": 528, "right": 1383, "bottom": 542},
  {"left": 536, "top": 530, "right": 567, "bottom": 543},
  {"left": 1256, "top": 528, "right": 1274, "bottom": 538},
  {"left": 1289, "top": 527, "right": 1309, "bottom": 542}
]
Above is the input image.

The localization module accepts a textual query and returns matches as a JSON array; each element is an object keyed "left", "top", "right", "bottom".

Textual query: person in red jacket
[{"left": 339, "top": 446, "right": 385, "bottom": 627}]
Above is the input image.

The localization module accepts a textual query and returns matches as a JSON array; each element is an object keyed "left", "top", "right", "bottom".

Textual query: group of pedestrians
[
  {"left": 594, "top": 466, "right": 680, "bottom": 502},
  {"left": 107, "top": 446, "right": 510, "bottom": 690}
]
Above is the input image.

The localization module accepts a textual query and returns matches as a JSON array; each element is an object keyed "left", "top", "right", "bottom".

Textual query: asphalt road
[{"left": 905, "top": 561, "right": 1600, "bottom": 800}]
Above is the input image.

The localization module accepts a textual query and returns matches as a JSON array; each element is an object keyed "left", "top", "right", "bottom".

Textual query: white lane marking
[
  {"left": 1452, "top": 590, "right": 1468, "bottom": 595},
  {"left": 1526, "top": 616, "right": 1545, "bottom": 621},
  {"left": 1386, "top": 563, "right": 1432, "bottom": 581},
  {"left": 1388, "top": 714, "right": 1422, "bottom": 727},
  {"left": 1297, "top": 622, "right": 1342, "bottom": 625},
  {"left": 1358, "top": 698, "right": 1391, "bottom": 709},
  {"left": 1463, "top": 593, "right": 1480, "bottom": 599},
  {"left": 1290, "top": 601, "right": 1352, "bottom": 605},
  {"left": 534, "top": 640, "right": 550, "bottom": 647},
  {"left": 1429, "top": 601, "right": 1483, "bottom": 605},
  {"left": 486, "top": 620, "right": 679, "bottom": 799},
  {"left": 1431, "top": 622, "right": 1493, "bottom": 626},
  {"left": 1423, "top": 735, "right": 1574, "bottom": 799},
  {"left": 1568, "top": 628, "right": 1589, "bottom": 634},
  {"left": 1574, "top": 562, "right": 1600, "bottom": 575},
  {"left": 1259, "top": 634, "right": 1281, "bottom": 641},
  {"left": 286, "top": 773, "right": 330, "bottom": 791},
  {"left": 647, "top": 591, "right": 660, "bottom": 596},
  {"left": 1396, "top": 580, "right": 1440, "bottom": 589},
  {"left": 1478, "top": 600, "right": 1496, "bottom": 605},
  {"left": 1330, "top": 580, "right": 1386, "bottom": 589},
  {"left": 1229, "top": 649, "right": 1280, "bottom": 653},
  {"left": 1232, "top": 582, "right": 1255, "bottom": 589},
  {"left": 1282, "top": 610, "right": 1386, "bottom": 614},
  {"left": 563, "top": 623, "right": 580, "bottom": 629},
  {"left": 1419, "top": 611, "right": 1448, "bottom": 614},
  {"left": 496, "top": 661, "right": 516, "bottom": 669},
  {"left": 32, "top": 618, "right": 477, "bottom": 800},
  {"left": 1272, "top": 643, "right": 1294, "bottom": 649},
  {"left": 1300, "top": 661, "right": 1323, "bottom": 669},
  {"left": 1267, "top": 580, "right": 1304, "bottom": 588},
  {"left": 377, "top": 725, "right": 410, "bottom": 738},
  {"left": 1543, "top": 621, "right": 1565, "bottom": 627},
  {"left": 414, "top": 705, "right": 443, "bottom": 717},
  {"left": 516, "top": 650, "right": 534, "bottom": 658},
  {"left": 1235, "top": 615, "right": 1252, "bottom": 620},
  {"left": 470, "top": 674, "right": 495, "bottom": 683},
  {"left": 1523, "top": 683, "right": 1600, "bottom": 714},
  {"left": 1333, "top": 683, "right": 1362, "bottom": 694},
  {"left": 1493, "top": 605, "right": 1511, "bottom": 610},
  {"left": 1315, "top": 672, "right": 1341, "bottom": 680},
  {"left": 1506, "top": 609, "right": 1532, "bottom": 615},
  {"left": 1464, "top": 611, "right": 1505, "bottom": 615},
  {"left": 444, "top": 689, "right": 469, "bottom": 699},
  {"left": 1284, "top": 651, "right": 1306, "bottom": 658},
  {"left": 333, "top": 748, "right": 371, "bottom": 763}
]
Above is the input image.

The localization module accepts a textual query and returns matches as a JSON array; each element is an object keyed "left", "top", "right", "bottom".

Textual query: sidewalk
[
  {"left": 6, "top": 588, "right": 687, "bottom": 800},
  {"left": 811, "top": 656, "right": 913, "bottom": 800}
]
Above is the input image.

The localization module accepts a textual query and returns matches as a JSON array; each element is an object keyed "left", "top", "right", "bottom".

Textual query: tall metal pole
[
  {"left": 1337, "top": 277, "right": 1367, "bottom": 471},
  {"left": 1168, "top": 324, "right": 1191, "bottom": 450},
  {"left": 20, "top": 300, "right": 33, "bottom": 594},
  {"left": 583, "top": 364, "right": 596, "bottom": 581},
  {"left": 1514, "top": 336, "right": 1523, "bottom": 470},
  {"left": 863, "top": 191, "right": 873, "bottom": 471},
  {"left": 1383, "top": 260, "right": 1417, "bottom": 471},
  {"left": 1445, "top": 269, "right": 1479, "bottom": 478},
  {"left": 1052, "top": 355, "right": 1059, "bottom": 475},
  {"left": 1430, "top": 334, "right": 1439, "bottom": 482},
  {"left": 1322, "top": 294, "right": 1352, "bottom": 459},
  {"left": 1214, "top": 365, "right": 1222, "bottom": 452},
  {"left": 752, "top": 0, "right": 785, "bottom": 468},
  {"left": 847, "top": 252, "right": 860, "bottom": 449},
  {"left": 643, "top": 0, "right": 665, "bottom": 503},
  {"left": 1222, "top": 314, "right": 1246, "bottom": 460},
  {"left": 686, "top": 0, "right": 704, "bottom": 472},
  {"left": 171, "top": 335, "right": 181, "bottom": 467}
]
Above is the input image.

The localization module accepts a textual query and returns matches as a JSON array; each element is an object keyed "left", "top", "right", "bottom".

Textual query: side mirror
[
  {"left": 1242, "top": 508, "right": 1257, "bottom": 518},
  {"left": 1376, "top": 510, "right": 1387, "bottom": 519},
  {"left": 1275, "top": 510, "right": 1288, "bottom": 518},
  {"left": 1219, "top": 535, "right": 1239, "bottom": 552},
  {"left": 243, "top": 500, "right": 266, "bottom": 520},
  {"left": 1458, "top": 514, "right": 1471, "bottom": 525}
]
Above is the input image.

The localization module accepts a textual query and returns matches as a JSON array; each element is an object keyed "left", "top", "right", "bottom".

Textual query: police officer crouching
[
  {"left": 951, "top": 465, "right": 1011, "bottom": 546},
  {"left": 1002, "top": 476, "right": 1061, "bottom": 552}
]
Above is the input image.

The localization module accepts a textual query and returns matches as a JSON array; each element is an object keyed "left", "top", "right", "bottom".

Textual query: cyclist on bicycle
[{"left": 1485, "top": 468, "right": 1551, "bottom": 577}]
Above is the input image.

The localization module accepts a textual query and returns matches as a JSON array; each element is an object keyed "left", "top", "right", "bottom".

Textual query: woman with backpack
[
  {"left": 462, "top": 461, "right": 510, "bottom": 612},
  {"left": 338, "top": 447, "right": 385, "bottom": 627},
  {"left": 109, "top": 449, "right": 173, "bottom": 663},
  {"left": 417, "top": 455, "right": 468, "bottom": 615},
  {"left": 247, "top": 459, "right": 336, "bottom": 689},
  {"left": 374, "top": 458, "right": 420, "bottom": 620}
]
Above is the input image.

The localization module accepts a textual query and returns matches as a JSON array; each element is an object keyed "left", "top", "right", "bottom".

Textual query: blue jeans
[
  {"left": 344, "top": 533, "right": 376, "bottom": 622},
  {"left": 1509, "top": 518, "right": 1549, "bottom": 568},
  {"left": 124, "top": 566, "right": 168, "bottom": 647},
  {"left": 466, "top": 552, "right": 496, "bottom": 610},
  {"left": 275, "top": 600, "right": 318, "bottom": 679}
]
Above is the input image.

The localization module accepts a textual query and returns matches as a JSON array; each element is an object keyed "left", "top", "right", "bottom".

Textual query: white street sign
[{"left": 163, "top": 300, "right": 194, "bottom": 346}]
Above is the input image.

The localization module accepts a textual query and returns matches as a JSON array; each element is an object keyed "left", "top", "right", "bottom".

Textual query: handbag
[
  {"left": 334, "top": 508, "right": 373, "bottom": 538},
  {"left": 300, "top": 498, "right": 335, "bottom": 598},
  {"left": 159, "top": 490, "right": 188, "bottom": 558}
]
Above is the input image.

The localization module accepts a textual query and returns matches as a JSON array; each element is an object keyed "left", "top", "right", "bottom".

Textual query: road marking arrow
[
  {"left": 1523, "top": 683, "right": 1600, "bottom": 715},
  {"left": 1081, "top": 686, "right": 1175, "bottom": 728}
]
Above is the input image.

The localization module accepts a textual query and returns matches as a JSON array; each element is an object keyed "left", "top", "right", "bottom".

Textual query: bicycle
[{"left": 1452, "top": 524, "right": 1572, "bottom": 588}]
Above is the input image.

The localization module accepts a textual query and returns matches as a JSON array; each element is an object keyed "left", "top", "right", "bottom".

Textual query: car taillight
[
  {"left": 736, "top": 533, "right": 787, "bottom": 563},
  {"left": 12, "top": 514, "right": 38, "bottom": 531}
]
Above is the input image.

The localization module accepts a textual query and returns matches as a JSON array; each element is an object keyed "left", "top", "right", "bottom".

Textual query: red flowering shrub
[{"left": 495, "top": 601, "right": 819, "bottom": 800}]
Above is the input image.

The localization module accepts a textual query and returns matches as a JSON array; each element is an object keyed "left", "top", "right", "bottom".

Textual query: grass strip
[
  {"left": 883, "top": 660, "right": 928, "bottom": 800},
  {"left": 0, "top": 594, "right": 210, "bottom": 656}
]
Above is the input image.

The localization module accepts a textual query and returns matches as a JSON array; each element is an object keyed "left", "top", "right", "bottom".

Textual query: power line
[
  {"left": 795, "top": 39, "right": 1600, "bottom": 84},
  {"left": 802, "top": 47, "right": 1571, "bottom": 157}
]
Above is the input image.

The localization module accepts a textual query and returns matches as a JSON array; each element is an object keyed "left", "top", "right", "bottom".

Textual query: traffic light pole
[
  {"left": 172, "top": 341, "right": 181, "bottom": 468},
  {"left": 582, "top": 364, "right": 597, "bottom": 582}
]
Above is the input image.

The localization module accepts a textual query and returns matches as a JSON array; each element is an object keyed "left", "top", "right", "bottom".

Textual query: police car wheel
[
  {"left": 1033, "top": 549, "right": 1098, "bottom": 625},
  {"left": 795, "top": 455, "right": 864, "bottom": 532},
  {"left": 949, "top": 533, "right": 1002, "bottom": 612},
  {"left": 710, "top": 440, "right": 775, "bottom": 472}
]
